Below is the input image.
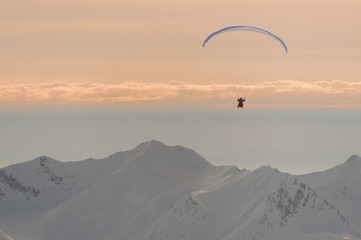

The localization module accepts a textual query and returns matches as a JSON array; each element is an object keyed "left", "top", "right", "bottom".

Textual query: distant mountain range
[{"left": 0, "top": 140, "right": 360, "bottom": 240}]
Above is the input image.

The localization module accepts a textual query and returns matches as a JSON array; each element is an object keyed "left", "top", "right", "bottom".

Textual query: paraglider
[
  {"left": 202, "top": 26, "right": 287, "bottom": 52},
  {"left": 202, "top": 26, "right": 287, "bottom": 109},
  {"left": 237, "top": 96, "right": 246, "bottom": 109}
]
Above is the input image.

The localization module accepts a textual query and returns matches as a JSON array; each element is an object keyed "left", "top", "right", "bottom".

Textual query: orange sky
[{"left": 1, "top": 0, "right": 360, "bottom": 108}]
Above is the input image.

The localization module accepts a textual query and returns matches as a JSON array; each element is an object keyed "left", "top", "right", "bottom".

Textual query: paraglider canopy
[
  {"left": 202, "top": 25, "right": 287, "bottom": 53},
  {"left": 202, "top": 25, "right": 288, "bottom": 109}
]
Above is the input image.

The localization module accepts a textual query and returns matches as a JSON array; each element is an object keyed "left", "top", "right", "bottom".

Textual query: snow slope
[
  {"left": 299, "top": 155, "right": 361, "bottom": 230},
  {"left": 134, "top": 166, "right": 359, "bottom": 240},
  {"left": 0, "top": 141, "right": 360, "bottom": 240}
]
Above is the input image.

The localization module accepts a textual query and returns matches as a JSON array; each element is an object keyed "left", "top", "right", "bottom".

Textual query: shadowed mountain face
[
  {"left": 0, "top": 140, "right": 360, "bottom": 240},
  {"left": 298, "top": 154, "right": 361, "bottom": 231}
]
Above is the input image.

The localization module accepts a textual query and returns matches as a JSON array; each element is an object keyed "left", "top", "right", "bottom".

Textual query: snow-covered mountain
[
  {"left": 299, "top": 155, "right": 361, "bottom": 231},
  {"left": 0, "top": 140, "right": 360, "bottom": 240}
]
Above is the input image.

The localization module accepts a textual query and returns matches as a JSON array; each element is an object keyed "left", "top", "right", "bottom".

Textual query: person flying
[
  {"left": 237, "top": 97, "right": 245, "bottom": 109},
  {"left": 202, "top": 26, "right": 287, "bottom": 110}
]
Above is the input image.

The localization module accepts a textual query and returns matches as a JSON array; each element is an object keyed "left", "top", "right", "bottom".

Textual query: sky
[{"left": 0, "top": 0, "right": 360, "bottom": 174}]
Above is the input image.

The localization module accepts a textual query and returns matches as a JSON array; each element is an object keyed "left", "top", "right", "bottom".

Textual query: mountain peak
[
  {"left": 132, "top": 140, "right": 168, "bottom": 153},
  {"left": 139, "top": 139, "right": 166, "bottom": 148},
  {"left": 346, "top": 155, "right": 361, "bottom": 166},
  {"left": 126, "top": 140, "right": 212, "bottom": 175},
  {"left": 253, "top": 165, "right": 281, "bottom": 175}
]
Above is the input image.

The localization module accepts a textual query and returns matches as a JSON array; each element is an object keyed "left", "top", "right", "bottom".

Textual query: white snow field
[{"left": 0, "top": 140, "right": 360, "bottom": 240}]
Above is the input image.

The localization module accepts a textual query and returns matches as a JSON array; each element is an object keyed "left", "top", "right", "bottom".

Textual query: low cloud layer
[{"left": 1, "top": 80, "right": 361, "bottom": 108}]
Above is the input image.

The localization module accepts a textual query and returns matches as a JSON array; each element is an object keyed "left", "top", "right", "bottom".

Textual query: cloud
[
  {"left": 244, "top": 80, "right": 361, "bottom": 95},
  {"left": 1, "top": 80, "right": 361, "bottom": 108}
]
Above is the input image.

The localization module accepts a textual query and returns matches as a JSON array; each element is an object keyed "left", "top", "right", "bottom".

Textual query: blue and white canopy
[{"left": 202, "top": 25, "right": 287, "bottom": 53}]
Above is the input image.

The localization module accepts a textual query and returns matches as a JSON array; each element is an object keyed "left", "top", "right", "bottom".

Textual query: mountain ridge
[{"left": 0, "top": 140, "right": 360, "bottom": 240}]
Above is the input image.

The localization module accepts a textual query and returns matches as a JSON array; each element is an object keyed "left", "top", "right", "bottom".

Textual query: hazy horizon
[{"left": 1, "top": 107, "right": 360, "bottom": 175}]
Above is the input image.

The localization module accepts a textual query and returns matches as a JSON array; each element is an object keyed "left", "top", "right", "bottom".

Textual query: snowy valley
[{"left": 0, "top": 140, "right": 360, "bottom": 240}]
